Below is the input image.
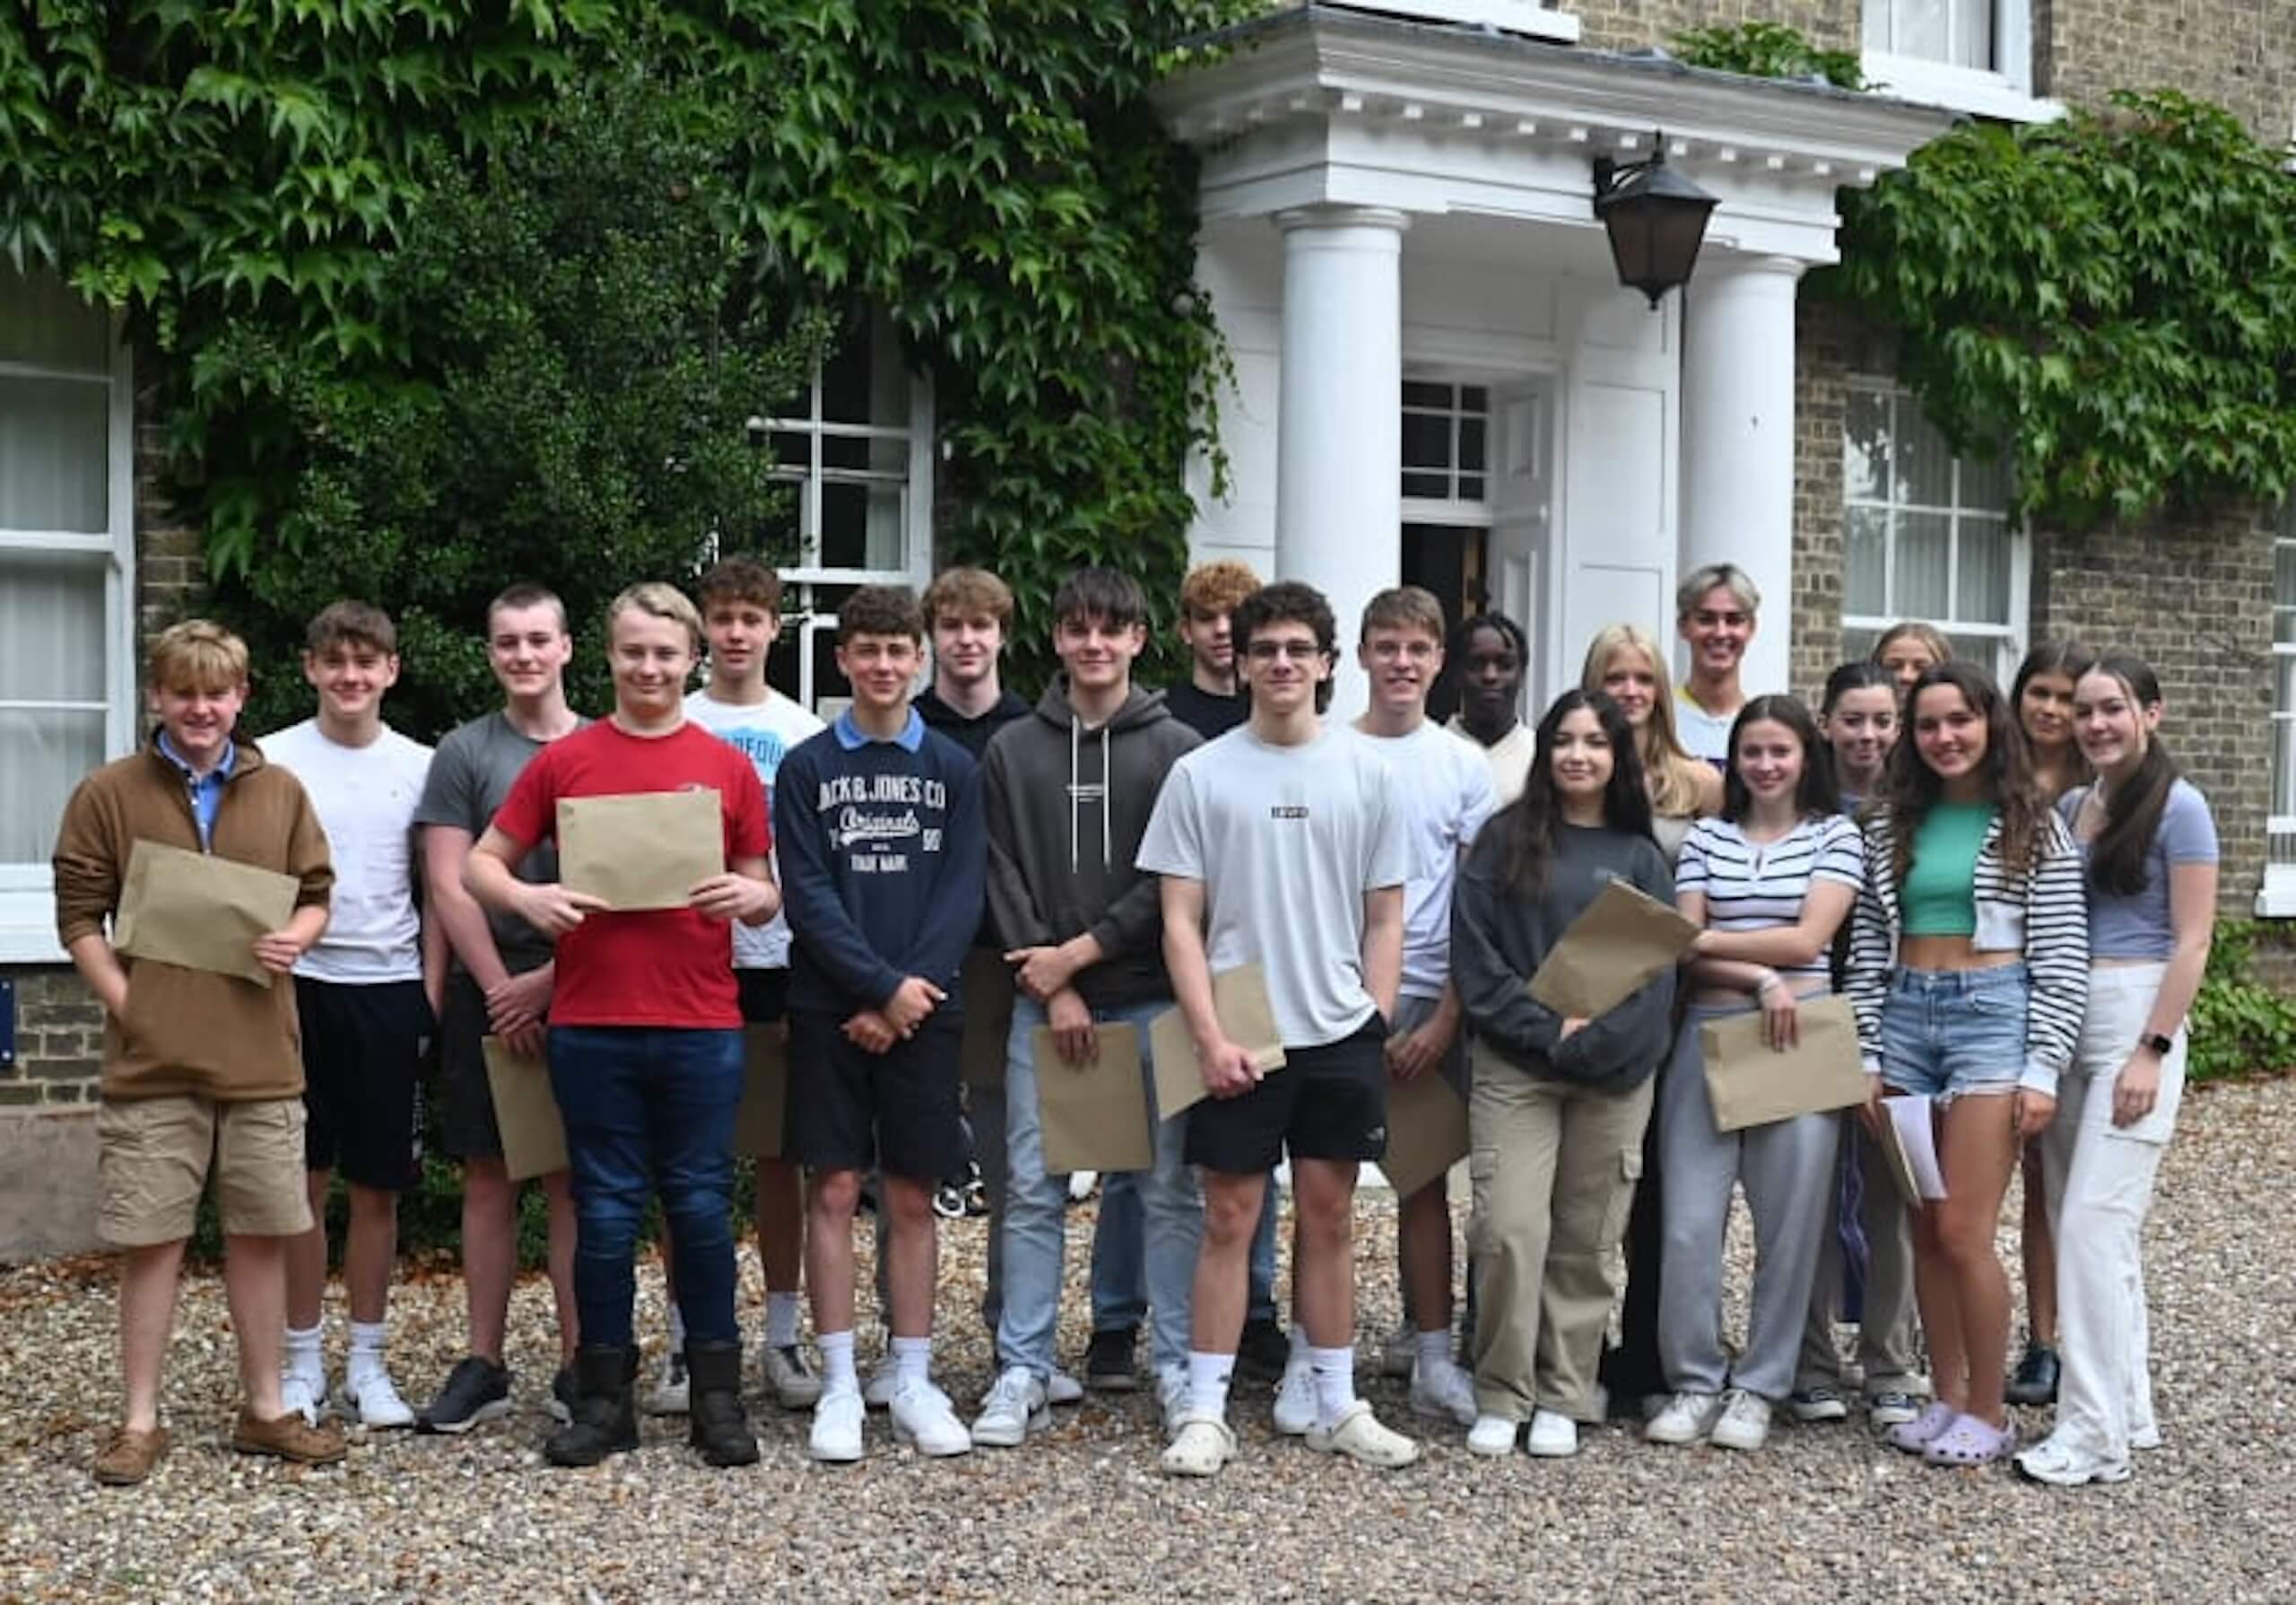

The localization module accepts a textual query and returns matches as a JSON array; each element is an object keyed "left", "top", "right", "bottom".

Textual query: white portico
[{"left": 1154, "top": 4, "right": 1950, "bottom": 715}]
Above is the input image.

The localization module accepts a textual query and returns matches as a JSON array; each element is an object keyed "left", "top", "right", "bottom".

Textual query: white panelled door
[{"left": 1488, "top": 377, "right": 1557, "bottom": 717}]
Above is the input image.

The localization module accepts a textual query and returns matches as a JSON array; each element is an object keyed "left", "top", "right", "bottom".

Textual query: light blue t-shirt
[{"left": 2059, "top": 778, "right": 2217, "bottom": 960}]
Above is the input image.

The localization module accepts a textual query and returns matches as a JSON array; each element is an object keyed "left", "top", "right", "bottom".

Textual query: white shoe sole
[
  {"left": 810, "top": 1435, "right": 865, "bottom": 1464},
  {"left": 970, "top": 1407, "right": 1049, "bottom": 1449},
  {"left": 418, "top": 1398, "right": 511, "bottom": 1435},
  {"left": 333, "top": 1383, "right": 415, "bottom": 1432},
  {"left": 891, "top": 1420, "right": 973, "bottom": 1457}
]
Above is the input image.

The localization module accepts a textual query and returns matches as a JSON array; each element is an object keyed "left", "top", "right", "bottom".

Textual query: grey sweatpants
[{"left": 1655, "top": 1001, "right": 1839, "bottom": 1403}]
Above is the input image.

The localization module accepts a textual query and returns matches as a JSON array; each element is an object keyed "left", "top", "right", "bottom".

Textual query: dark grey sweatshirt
[
  {"left": 981, "top": 680, "right": 1202, "bottom": 1010},
  {"left": 1450, "top": 820, "right": 1677, "bottom": 1093}
]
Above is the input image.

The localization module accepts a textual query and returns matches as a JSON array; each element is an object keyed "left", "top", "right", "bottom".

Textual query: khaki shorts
[{"left": 97, "top": 1095, "right": 312, "bottom": 1248}]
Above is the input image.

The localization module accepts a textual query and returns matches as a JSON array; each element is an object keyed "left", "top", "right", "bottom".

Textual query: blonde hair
[
  {"left": 148, "top": 619, "right": 250, "bottom": 694},
  {"left": 1872, "top": 620, "right": 1953, "bottom": 670},
  {"left": 605, "top": 581, "right": 706, "bottom": 655},
  {"left": 1581, "top": 623, "right": 1709, "bottom": 818}
]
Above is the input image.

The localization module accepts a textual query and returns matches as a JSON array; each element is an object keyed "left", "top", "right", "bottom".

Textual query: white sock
[
  {"left": 1310, "top": 1346, "right": 1356, "bottom": 1430},
  {"left": 818, "top": 1330, "right": 857, "bottom": 1393},
  {"left": 666, "top": 1302, "right": 688, "bottom": 1353},
  {"left": 1187, "top": 1351, "right": 1233, "bottom": 1419},
  {"left": 765, "top": 1290, "right": 801, "bottom": 1349},
  {"left": 891, "top": 1335, "right": 932, "bottom": 1386},
  {"left": 1287, "top": 1322, "right": 1310, "bottom": 1366},
  {"left": 347, "top": 1320, "right": 387, "bottom": 1377},
  {"left": 283, "top": 1323, "right": 323, "bottom": 1381},
  {"left": 1416, "top": 1329, "right": 1453, "bottom": 1376}
]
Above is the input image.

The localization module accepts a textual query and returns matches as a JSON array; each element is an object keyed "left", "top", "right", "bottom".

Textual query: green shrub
[{"left": 2187, "top": 920, "right": 2296, "bottom": 1083}]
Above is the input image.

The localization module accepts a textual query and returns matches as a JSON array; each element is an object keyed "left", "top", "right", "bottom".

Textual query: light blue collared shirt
[
  {"left": 832, "top": 708, "right": 926, "bottom": 753},
  {"left": 155, "top": 732, "right": 238, "bottom": 850}
]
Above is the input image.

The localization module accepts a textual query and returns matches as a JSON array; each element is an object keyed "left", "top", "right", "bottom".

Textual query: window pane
[
  {"left": 1847, "top": 506, "right": 1889, "bottom": 615},
  {"left": 1401, "top": 472, "right": 1449, "bottom": 500},
  {"left": 1460, "top": 386, "right": 1489, "bottom": 414},
  {"left": 1458, "top": 417, "right": 1487, "bottom": 473},
  {"left": 2277, "top": 542, "right": 2296, "bottom": 607},
  {"left": 821, "top": 323, "right": 910, "bottom": 428},
  {"left": 1842, "top": 626, "right": 1880, "bottom": 664},
  {"left": 1893, "top": 510, "right": 1952, "bottom": 617},
  {"left": 1402, "top": 380, "right": 1452, "bottom": 410},
  {"left": 1402, "top": 411, "right": 1451, "bottom": 470},
  {"left": 0, "top": 376, "right": 109, "bottom": 532},
  {"left": 1954, "top": 0, "right": 1994, "bottom": 67},
  {"left": 821, "top": 479, "right": 904, "bottom": 571},
  {"left": 1863, "top": 0, "right": 1892, "bottom": 52},
  {"left": 1844, "top": 388, "right": 1891, "bottom": 502},
  {"left": 823, "top": 432, "right": 907, "bottom": 474},
  {"left": 0, "top": 271, "right": 111, "bottom": 371},
  {"left": 0, "top": 708, "right": 105, "bottom": 862},
  {"left": 2278, "top": 710, "right": 2296, "bottom": 816},
  {"left": 1457, "top": 475, "right": 1486, "bottom": 502},
  {"left": 1959, "top": 448, "right": 2010, "bottom": 515},
  {"left": 1900, "top": 406, "right": 1953, "bottom": 509},
  {"left": 771, "top": 431, "right": 808, "bottom": 468},
  {"left": 1891, "top": 0, "right": 1951, "bottom": 59},
  {"left": 1956, "top": 516, "right": 2012, "bottom": 624},
  {"left": 0, "top": 550, "right": 105, "bottom": 702}
]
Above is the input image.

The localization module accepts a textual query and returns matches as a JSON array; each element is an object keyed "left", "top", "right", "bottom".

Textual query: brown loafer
[
  {"left": 232, "top": 1406, "right": 346, "bottom": 1465},
  {"left": 93, "top": 1425, "right": 171, "bottom": 1486}
]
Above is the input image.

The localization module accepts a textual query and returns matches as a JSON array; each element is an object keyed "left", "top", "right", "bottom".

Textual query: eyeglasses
[{"left": 1245, "top": 640, "right": 1325, "bottom": 662}]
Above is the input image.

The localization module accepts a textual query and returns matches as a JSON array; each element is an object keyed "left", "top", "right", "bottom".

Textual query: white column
[
  {"left": 1274, "top": 205, "right": 1408, "bottom": 721},
  {"left": 1679, "top": 253, "right": 1804, "bottom": 699}
]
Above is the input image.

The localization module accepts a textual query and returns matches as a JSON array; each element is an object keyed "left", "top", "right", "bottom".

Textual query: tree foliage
[{"left": 1669, "top": 22, "right": 1866, "bottom": 91}]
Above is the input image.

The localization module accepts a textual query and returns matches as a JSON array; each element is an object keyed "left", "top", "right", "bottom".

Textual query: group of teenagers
[{"left": 56, "top": 548, "right": 2207, "bottom": 1496}]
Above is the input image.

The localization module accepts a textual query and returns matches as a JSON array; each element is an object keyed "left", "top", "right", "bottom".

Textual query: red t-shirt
[{"left": 491, "top": 719, "right": 770, "bottom": 1028}]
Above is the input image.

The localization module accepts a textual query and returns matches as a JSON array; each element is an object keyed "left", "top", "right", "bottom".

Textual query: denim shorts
[{"left": 1878, "top": 964, "right": 2028, "bottom": 1103}]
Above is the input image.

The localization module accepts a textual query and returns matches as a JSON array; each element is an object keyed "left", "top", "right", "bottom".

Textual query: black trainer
[
  {"left": 544, "top": 1344, "right": 640, "bottom": 1468},
  {"left": 685, "top": 1341, "right": 760, "bottom": 1468},
  {"left": 2006, "top": 1340, "right": 2061, "bottom": 1407},
  {"left": 1237, "top": 1317, "right": 1291, "bottom": 1382},
  {"left": 1083, "top": 1327, "right": 1140, "bottom": 1392},
  {"left": 416, "top": 1356, "right": 513, "bottom": 1435}
]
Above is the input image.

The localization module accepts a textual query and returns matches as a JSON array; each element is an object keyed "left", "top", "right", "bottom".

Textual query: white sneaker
[
  {"left": 970, "top": 1366, "right": 1049, "bottom": 1449},
  {"left": 1161, "top": 1411, "right": 1235, "bottom": 1477},
  {"left": 1047, "top": 1369, "right": 1084, "bottom": 1407},
  {"left": 1709, "top": 1389, "right": 1772, "bottom": 1452},
  {"left": 1408, "top": 1359, "right": 1479, "bottom": 1427},
  {"left": 810, "top": 1384, "right": 865, "bottom": 1463},
  {"left": 1466, "top": 1413, "right": 1519, "bottom": 1458},
  {"left": 1307, "top": 1400, "right": 1420, "bottom": 1469},
  {"left": 2015, "top": 1431, "right": 2133, "bottom": 1487},
  {"left": 762, "top": 1343, "right": 823, "bottom": 1409},
  {"left": 336, "top": 1367, "right": 416, "bottom": 1431},
  {"left": 1645, "top": 1391, "right": 1724, "bottom": 1445},
  {"left": 863, "top": 1355, "right": 900, "bottom": 1410},
  {"left": 890, "top": 1379, "right": 972, "bottom": 1457},
  {"left": 1272, "top": 1357, "right": 1317, "bottom": 1436},
  {"left": 644, "top": 1349, "right": 690, "bottom": 1417},
  {"left": 280, "top": 1369, "right": 326, "bottom": 1428},
  {"left": 1524, "top": 1409, "right": 1578, "bottom": 1458}
]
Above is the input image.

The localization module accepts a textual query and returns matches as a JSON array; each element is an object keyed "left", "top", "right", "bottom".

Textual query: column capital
[
  {"left": 1691, "top": 250, "right": 1807, "bottom": 286},
  {"left": 1273, "top": 205, "right": 1412, "bottom": 238}
]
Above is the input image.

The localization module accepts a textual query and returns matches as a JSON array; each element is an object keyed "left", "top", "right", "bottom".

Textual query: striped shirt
[
  {"left": 1675, "top": 815, "right": 1863, "bottom": 984},
  {"left": 1845, "top": 805, "right": 2091, "bottom": 1095}
]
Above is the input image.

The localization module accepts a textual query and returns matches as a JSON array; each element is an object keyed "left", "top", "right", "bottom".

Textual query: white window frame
[
  {"left": 2259, "top": 510, "right": 2296, "bottom": 916},
  {"left": 1862, "top": 0, "right": 2063, "bottom": 124},
  {"left": 0, "top": 282, "right": 137, "bottom": 964},
  {"left": 757, "top": 312, "right": 935, "bottom": 716},
  {"left": 1351, "top": 0, "right": 1579, "bottom": 44},
  {"left": 1840, "top": 379, "right": 2031, "bottom": 683}
]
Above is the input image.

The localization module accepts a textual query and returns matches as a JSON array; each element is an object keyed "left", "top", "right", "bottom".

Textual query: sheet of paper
[
  {"left": 732, "top": 1025, "right": 787, "bottom": 1159},
  {"left": 482, "top": 1035, "right": 569, "bottom": 1182},
  {"left": 1527, "top": 877, "right": 1700, "bottom": 1020},
  {"left": 1697, "top": 996, "right": 1870, "bottom": 1133},
  {"left": 1033, "top": 1024, "right": 1154, "bottom": 1174},
  {"left": 113, "top": 839, "right": 300, "bottom": 987},
  {"left": 1148, "top": 964, "right": 1287, "bottom": 1120},
  {"left": 556, "top": 789, "right": 724, "bottom": 912},
  {"left": 1881, "top": 1094, "right": 1948, "bottom": 1202},
  {"left": 1380, "top": 1069, "right": 1469, "bottom": 1200}
]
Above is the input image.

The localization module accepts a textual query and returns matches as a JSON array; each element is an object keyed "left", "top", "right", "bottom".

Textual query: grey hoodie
[{"left": 981, "top": 679, "right": 1202, "bottom": 1010}]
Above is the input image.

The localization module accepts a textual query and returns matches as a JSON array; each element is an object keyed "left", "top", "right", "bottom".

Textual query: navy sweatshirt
[{"left": 773, "top": 709, "right": 987, "bottom": 1016}]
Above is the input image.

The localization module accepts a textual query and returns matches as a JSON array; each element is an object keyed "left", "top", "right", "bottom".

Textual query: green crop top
[{"left": 1901, "top": 802, "right": 1996, "bottom": 937}]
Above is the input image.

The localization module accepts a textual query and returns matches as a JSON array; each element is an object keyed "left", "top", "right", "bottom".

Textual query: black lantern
[{"left": 1593, "top": 138, "right": 1718, "bottom": 309}]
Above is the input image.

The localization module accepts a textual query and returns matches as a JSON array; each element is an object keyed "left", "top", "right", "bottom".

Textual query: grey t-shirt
[
  {"left": 1136, "top": 723, "right": 1410, "bottom": 1048},
  {"left": 2060, "top": 778, "right": 2217, "bottom": 961},
  {"left": 413, "top": 710, "right": 587, "bottom": 975}
]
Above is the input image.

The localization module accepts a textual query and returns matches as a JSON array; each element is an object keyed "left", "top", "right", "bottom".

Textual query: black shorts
[
  {"left": 437, "top": 971, "right": 506, "bottom": 1162},
  {"left": 738, "top": 967, "right": 789, "bottom": 1024},
  {"left": 296, "top": 977, "right": 430, "bottom": 1191},
  {"left": 785, "top": 1008, "right": 966, "bottom": 1184},
  {"left": 1186, "top": 1016, "right": 1390, "bottom": 1176}
]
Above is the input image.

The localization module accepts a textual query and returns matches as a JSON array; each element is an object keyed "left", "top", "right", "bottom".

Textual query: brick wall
[
  {"left": 1576, "top": 0, "right": 1857, "bottom": 55},
  {"left": 2037, "top": 0, "right": 2296, "bottom": 141}
]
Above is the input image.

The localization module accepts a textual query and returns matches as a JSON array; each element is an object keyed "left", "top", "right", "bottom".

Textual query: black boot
[
  {"left": 2005, "top": 1339, "right": 2061, "bottom": 1407},
  {"left": 686, "top": 1340, "right": 760, "bottom": 1468},
  {"left": 544, "top": 1344, "right": 639, "bottom": 1467}
]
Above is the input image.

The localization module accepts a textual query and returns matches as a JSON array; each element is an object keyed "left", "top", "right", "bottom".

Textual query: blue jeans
[
  {"left": 1000, "top": 998, "right": 1203, "bottom": 1379},
  {"left": 1093, "top": 1140, "right": 1279, "bottom": 1330},
  {"left": 549, "top": 1026, "right": 744, "bottom": 1348},
  {"left": 1879, "top": 964, "right": 2029, "bottom": 1102}
]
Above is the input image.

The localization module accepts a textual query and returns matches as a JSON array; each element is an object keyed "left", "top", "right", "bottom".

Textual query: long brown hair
[
  {"left": 1491, "top": 690, "right": 1654, "bottom": 900},
  {"left": 1884, "top": 661, "right": 2048, "bottom": 885},
  {"left": 2080, "top": 654, "right": 2181, "bottom": 897}
]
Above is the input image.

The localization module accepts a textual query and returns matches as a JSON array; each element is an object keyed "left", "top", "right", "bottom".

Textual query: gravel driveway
[{"left": 4, "top": 1077, "right": 2292, "bottom": 1603}]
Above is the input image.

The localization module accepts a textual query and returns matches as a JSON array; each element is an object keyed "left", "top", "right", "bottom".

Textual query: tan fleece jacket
[{"left": 53, "top": 738, "right": 334, "bottom": 1101}]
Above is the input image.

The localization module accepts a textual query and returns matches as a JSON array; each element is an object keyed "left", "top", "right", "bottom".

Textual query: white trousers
[{"left": 2039, "top": 964, "right": 2184, "bottom": 1464}]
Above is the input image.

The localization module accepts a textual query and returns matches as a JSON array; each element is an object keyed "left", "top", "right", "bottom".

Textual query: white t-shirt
[
  {"left": 1674, "top": 685, "right": 1738, "bottom": 765},
  {"left": 257, "top": 720, "right": 431, "bottom": 983},
  {"left": 1362, "top": 720, "right": 1497, "bottom": 1001},
  {"left": 1448, "top": 716, "right": 1536, "bottom": 807},
  {"left": 684, "top": 686, "right": 825, "bottom": 969},
  {"left": 1136, "top": 724, "right": 1410, "bottom": 1048}
]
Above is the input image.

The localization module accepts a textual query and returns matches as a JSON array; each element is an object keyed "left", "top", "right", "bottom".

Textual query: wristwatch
[{"left": 2138, "top": 1032, "right": 2174, "bottom": 1057}]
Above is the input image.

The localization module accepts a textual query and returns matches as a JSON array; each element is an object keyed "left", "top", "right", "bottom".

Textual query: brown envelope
[
  {"left": 556, "top": 789, "right": 724, "bottom": 912},
  {"left": 1148, "top": 964, "right": 1287, "bottom": 1120},
  {"left": 1698, "top": 996, "right": 1870, "bottom": 1132},
  {"left": 1528, "top": 877, "right": 1700, "bottom": 1019},
  {"left": 733, "top": 1025, "right": 787, "bottom": 1158},
  {"left": 482, "top": 1035, "right": 568, "bottom": 1181},
  {"left": 960, "top": 947, "right": 1017, "bottom": 1087},
  {"left": 1380, "top": 1069, "right": 1468, "bottom": 1199},
  {"left": 1033, "top": 1024, "right": 1154, "bottom": 1174},
  {"left": 114, "top": 839, "right": 300, "bottom": 987}
]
